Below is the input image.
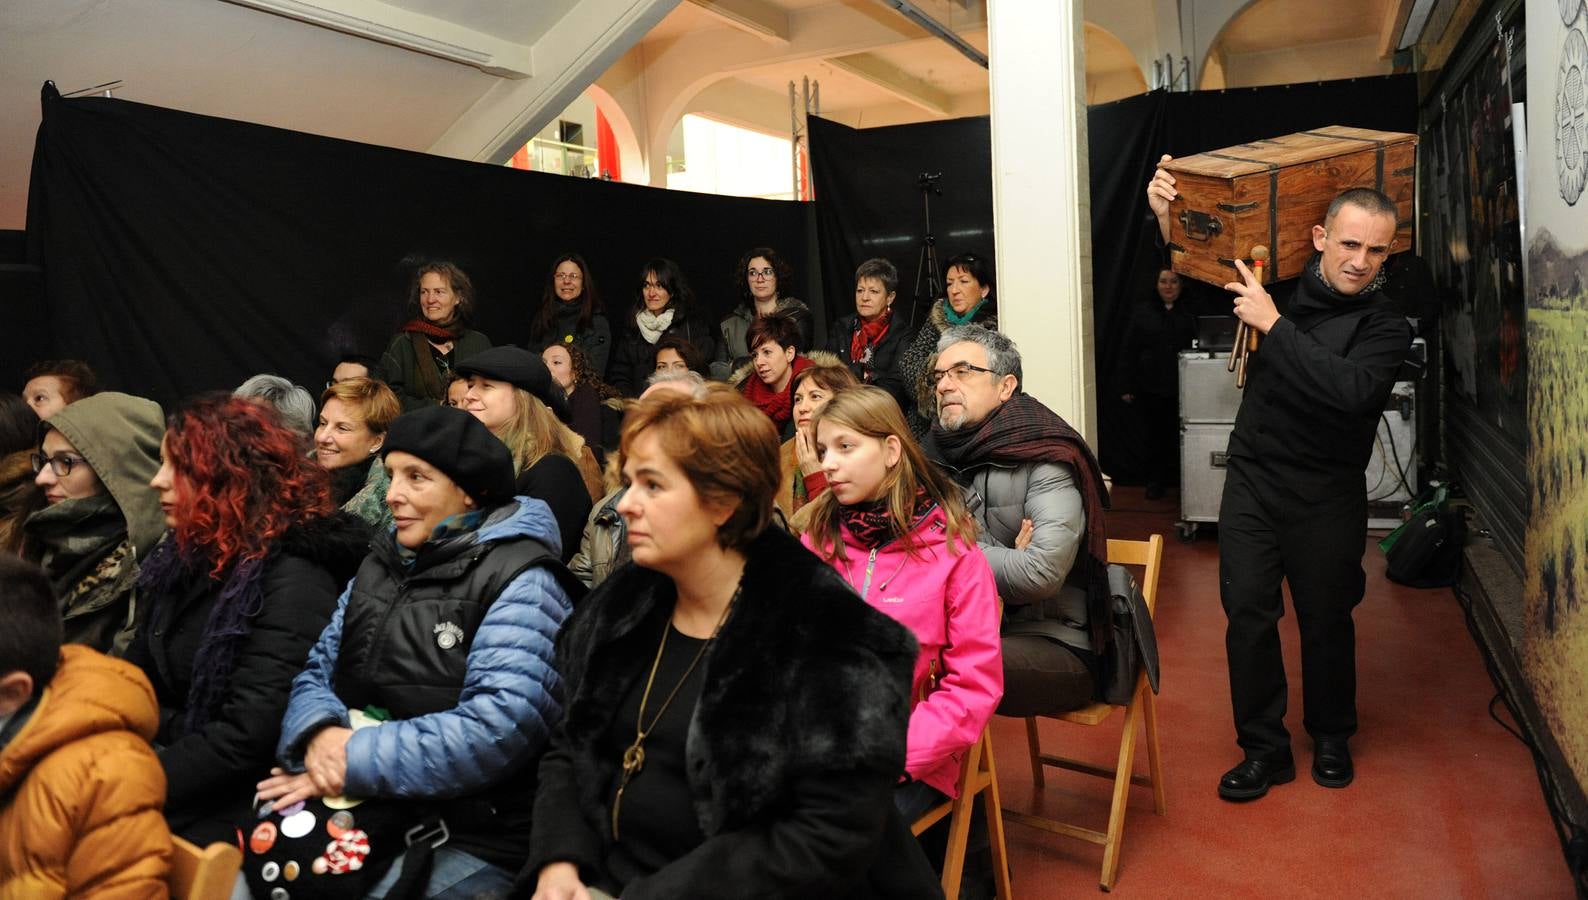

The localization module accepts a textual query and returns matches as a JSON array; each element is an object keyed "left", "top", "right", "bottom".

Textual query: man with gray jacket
[{"left": 922, "top": 325, "right": 1113, "bottom": 715}]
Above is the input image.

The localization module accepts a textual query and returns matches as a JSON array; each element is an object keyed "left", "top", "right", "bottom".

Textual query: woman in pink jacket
[{"left": 800, "top": 385, "right": 1003, "bottom": 820}]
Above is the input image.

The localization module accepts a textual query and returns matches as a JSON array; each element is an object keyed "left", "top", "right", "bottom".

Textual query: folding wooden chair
[
  {"left": 911, "top": 726, "right": 1013, "bottom": 900},
  {"left": 1003, "top": 534, "right": 1166, "bottom": 891},
  {"left": 169, "top": 835, "right": 242, "bottom": 900}
]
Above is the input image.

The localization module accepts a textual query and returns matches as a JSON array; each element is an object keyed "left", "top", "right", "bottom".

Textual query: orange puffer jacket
[{"left": 0, "top": 645, "right": 170, "bottom": 898}]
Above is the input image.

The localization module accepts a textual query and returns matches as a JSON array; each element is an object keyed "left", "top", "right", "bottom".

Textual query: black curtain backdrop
[
  {"left": 808, "top": 115, "right": 993, "bottom": 338},
  {"left": 810, "top": 74, "right": 1419, "bottom": 482},
  {"left": 23, "top": 83, "right": 813, "bottom": 408}
]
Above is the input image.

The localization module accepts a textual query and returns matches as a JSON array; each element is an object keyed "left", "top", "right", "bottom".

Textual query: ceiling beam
[
  {"left": 220, "top": 0, "right": 534, "bottom": 77},
  {"left": 1378, "top": 0, "right": 1416, "bottom": 59},
  {"left": 824, "top": 52, "right": 951, "bottom": 116},
  {"left": 686, "top": 0, "right": 790, "bottom": 44}
]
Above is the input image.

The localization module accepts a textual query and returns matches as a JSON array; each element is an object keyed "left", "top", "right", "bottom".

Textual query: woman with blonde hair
[
  {"left": 314, "top": 376, "right": 401, "bottom": 529},
  {"left": 801, "top": 385, "right": 1003, "bottom": 823},
  {"left": 457, "top": 346, "right": 598, "bottom": 561},
  {"left": 779, "top": 362, "right": 859, "bottom": 522}
]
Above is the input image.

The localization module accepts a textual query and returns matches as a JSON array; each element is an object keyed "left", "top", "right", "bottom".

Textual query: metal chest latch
[{"left": 1178, "top": 208, "right": 1222, "bottom": 241}]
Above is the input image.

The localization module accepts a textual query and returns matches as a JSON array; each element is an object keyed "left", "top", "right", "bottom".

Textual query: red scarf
[
  {"left": 399, "top": 317, "right": 461, "bottom": 341},
  {"left": 742, "top": 356, "right": 813, "bottom": 429},
  {"left": 849, "top": 314, "right": 892, "bottom": 369}
]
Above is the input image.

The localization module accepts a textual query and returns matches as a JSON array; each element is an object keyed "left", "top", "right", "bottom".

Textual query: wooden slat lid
[{"left": 1160, "top": 126, "right": 1417, "bottom": 177}]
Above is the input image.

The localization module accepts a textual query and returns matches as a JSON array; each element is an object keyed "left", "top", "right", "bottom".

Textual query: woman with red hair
[{"left": 126, "top": 395, "right": 371, "bottom": 845}]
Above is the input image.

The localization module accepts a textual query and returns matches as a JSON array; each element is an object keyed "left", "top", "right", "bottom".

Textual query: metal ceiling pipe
[{"left": 874, "top": 0, "right": 989, "bottom": 69}]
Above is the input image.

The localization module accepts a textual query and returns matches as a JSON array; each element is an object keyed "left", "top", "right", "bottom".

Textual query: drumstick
[{"left": 1234, "top": 246, "right": 1268, "bottom": 389}]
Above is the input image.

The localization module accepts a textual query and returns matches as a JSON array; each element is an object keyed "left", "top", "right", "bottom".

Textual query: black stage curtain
[
  {"left": 23, "top": 83, "right": 811, "bottom": 407},
  {"left": 811, "top": 74, "right": 1419, "bottom": 482},
  {"left": 808, "top": 115, "right": 993, "bottom": 338}
]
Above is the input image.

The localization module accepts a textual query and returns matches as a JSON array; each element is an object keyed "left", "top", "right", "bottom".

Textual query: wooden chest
[{"left": 1160, "top": 126, "right": 1416, "bottom": 287}]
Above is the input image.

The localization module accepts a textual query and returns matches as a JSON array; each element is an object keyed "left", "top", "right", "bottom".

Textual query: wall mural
[{"left": 1527, "top": 0, "right": 1588, "bottom": 797}]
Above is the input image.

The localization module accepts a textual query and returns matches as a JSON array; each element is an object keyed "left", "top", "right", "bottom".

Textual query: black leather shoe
[
  {"left": 1218, "top": 758, "right": 1296, "bottom": 801},
  {"left": 1312, "top": 738, "right": 1354, "bottom": 788}
]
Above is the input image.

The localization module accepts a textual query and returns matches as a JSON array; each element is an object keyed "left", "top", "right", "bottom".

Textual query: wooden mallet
[{"left": 1232, "top": 245, "right": 1268, "bottom": 388}]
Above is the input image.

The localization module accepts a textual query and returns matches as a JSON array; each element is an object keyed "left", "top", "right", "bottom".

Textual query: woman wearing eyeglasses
[
  {"left": 22, "top": 392, "right": 165, "bottom": 656},
  {"left": 894, "top": 252, "right": 998, "bottom": 433},
  {"left": 528, "top": 254, "right": 613, "bottom": 380},
  {"left": 711, "top": 247, "right": 813, "bottom": 380},
  {"left": 608, "top": 258, "right": 717, "bottom": 397}
]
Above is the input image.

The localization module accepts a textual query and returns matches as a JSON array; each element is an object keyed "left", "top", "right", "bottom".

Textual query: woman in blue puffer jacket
[{"left": 258, "top": 405, "right": 581, "bottom": 897}]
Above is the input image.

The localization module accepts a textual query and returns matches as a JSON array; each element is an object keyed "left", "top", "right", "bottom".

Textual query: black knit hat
[
  {"left": 382, "top": 406, "right": 516, "bottom": 505},
  {"left": 454, "top": 346, "right": 572, "bottom": 424}
]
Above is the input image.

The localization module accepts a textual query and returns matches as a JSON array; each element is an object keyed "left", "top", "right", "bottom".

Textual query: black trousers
[
  {"left": 1218, "top": 459, "right": 1367, "bottom": 762},
  {"left": 1136, "top": 392, "right": 1180, "bottom": 487}
]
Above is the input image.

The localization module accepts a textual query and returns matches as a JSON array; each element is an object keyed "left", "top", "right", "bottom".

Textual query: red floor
[{"left": 993, "top": 487, "right": 1571, "bottom": 898}]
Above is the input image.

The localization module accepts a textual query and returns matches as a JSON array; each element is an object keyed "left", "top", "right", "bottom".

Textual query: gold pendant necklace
[{"left": 611, "top": 588, "right": 739, "bottom": 841}]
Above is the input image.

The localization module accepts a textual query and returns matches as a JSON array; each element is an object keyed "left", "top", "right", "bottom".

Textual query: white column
[{"left": 988, "top": 0, "right": 1095, "bottom": 443}]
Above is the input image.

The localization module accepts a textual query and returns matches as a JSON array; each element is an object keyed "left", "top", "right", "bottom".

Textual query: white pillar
[{"left": 988, "top": 0, "right": 1096, "bottom": 443}]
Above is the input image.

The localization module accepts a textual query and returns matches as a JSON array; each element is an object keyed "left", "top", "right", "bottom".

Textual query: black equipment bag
[
  {"left": 1097, "top": 564, "right": 1160, "bottom": 707},
  {"left": 1385, "top": 507, "right": 1466, "bottom": 588}
]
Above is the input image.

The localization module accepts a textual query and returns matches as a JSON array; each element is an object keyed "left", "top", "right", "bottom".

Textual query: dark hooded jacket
[
  {"left": 24, "top": 392, "right": 166, "bottom": 655},
  {"left": 124, "top": 511, "right": 372, "bottom": 844},
  {"left": 523, "top": 526, "right": 940, "bottom": 899},
  {"left": 1229, "top": 257, "right": 1412, "bottom": 501}
]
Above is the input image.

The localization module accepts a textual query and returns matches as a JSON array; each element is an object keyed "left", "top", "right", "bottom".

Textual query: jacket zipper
[{"left": 858, "top": 548, "right": 880, "bottom": 599}]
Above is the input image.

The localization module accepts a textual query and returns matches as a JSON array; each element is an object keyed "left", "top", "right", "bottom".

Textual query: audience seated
[
  {"left": 0, "top": 396, "right": 42, "bottom": 555},
  {"left": 24, "top": 392, "right": 165, "bottom": 656},
  {"left": 445, "top": 373, "right": 469, "bottom": 408},
  {"left": 827, "top": 257, "right": 912, "bottom": 411},
  {"left": 0, "top": 555, "right": 170, "bottom": 897},
  {"left": 527, "top": 254, "right": 612, "bottom": 379},
  {"left": 543, "top": 343, "right": 622, "bottom": 465},
  {"left": 608, "top": 258, "right": 717, "bottom": 396},
  {"left": 456, "top": 346, "right": 598, "bottom": 560},
  {"left": 778, "top": 362, "right": 858, "bottom": 523},
  {"left": 330, "top": 352, "right": 378, "bottom": 386},
  {"left": 22, "top": 359, "right": 99, "bottom": 421},
  {"left": 801, "top": 386, "right": 1003, "bottom": 822},
  {"left": 568, "top": 371, "right": 707, "bottom": 590},
  {"left": 523, "top": 385, "right": 937, "bottom": 899},
  {"left": 234, "top": 373, "right": 316, "bottom": 440},
  {"left": 731, "top": 313, "right": 813, "bottom": 440},
  {"left": 895, "top": 252, "right": 998, "bottom": 433},
  {"left": 127, "top": 396, "right": 370, "bottom": 845},
  {"left": 377, "top": 261, "right": 492, "bottom": 411},
  {"left": 315, "top": 376, "right": 400, "bottom": 531},
  {"left": 712, "top": 246, "right": 813, "bottom": 379},
  {"left": 921, "top": 325, "right": 1111, "bottom": 716},
  {"left": 264, "top": 405, "right": 579, "bottom": 897}
]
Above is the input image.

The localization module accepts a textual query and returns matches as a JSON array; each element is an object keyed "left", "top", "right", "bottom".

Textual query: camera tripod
[{"left": 908, "top": 172, "right": 943, "bottom": 331}]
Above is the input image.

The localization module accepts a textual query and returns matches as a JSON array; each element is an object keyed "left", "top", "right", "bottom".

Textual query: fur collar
[
  {"left": 276, "top": 510, "right": 374, "bottom": 586},
  {"left": 555, "top": 526, "right": 916, "bottom": 837},
  {"left": 726, "top": 349, "right": 842, "bottom": 388}
]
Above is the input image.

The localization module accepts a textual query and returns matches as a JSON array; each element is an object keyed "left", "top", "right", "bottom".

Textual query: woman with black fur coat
[
  {"left": 126, "top": 395, "right": 370, "bottom": 846},
  {"left": 524, "top": 385, "right": 941, "bottom": 900}
]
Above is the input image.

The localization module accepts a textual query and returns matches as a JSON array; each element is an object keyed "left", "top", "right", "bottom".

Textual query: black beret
[
  {"left": 454, "top": 346, "right": 572, "bottom": 424},
  {"left": 382, "top": 405, "right": 516, "bottom": 505}
]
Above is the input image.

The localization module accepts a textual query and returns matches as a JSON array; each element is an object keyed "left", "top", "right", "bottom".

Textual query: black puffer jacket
[
  {"left": 125, "top": 512, "right": 371, "bottom": 843},
  {"left": 524, "top": 527, "right": 940, "bottom": 899}
]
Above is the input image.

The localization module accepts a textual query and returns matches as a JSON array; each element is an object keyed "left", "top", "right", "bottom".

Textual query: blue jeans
[{"left": 364, "top": 847, "right": 514, "bottom": 900}]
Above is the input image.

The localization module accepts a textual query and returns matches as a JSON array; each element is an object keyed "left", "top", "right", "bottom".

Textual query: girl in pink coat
[{"left": 800, "top": 386, "right": 1003, "bottom": 819}]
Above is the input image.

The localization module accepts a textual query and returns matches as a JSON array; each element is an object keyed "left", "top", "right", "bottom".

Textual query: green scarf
[
  {"left": 24, "top": 494, "right": 127, "bottom": 600},
  {"left": 397, "top": 508, "right": 486, "bottom": 566},
  {"left": 943, "top": 298, "right": 987, "bottom": 326}
]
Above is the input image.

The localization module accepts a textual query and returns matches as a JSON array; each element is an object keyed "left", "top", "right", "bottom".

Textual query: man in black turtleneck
[{"left": 1149, "top": 173, "right": 1413, "bottom": 802}]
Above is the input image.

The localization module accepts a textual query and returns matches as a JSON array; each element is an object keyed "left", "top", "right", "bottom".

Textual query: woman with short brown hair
[
  {"left": 525, "top": 385, "right": 937, "bottom": 899},
  {"left": 314, "top": 376, "right": 401, "bottom": 529}
]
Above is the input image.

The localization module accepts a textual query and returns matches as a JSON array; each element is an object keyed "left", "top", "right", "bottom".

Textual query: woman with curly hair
[
  {"left": 711, "top": 246, "right": 813, "bottom": 379},
  {"left": 126, "top": 395, "right": 371, "bottom": 844},
  {"left": 542, "top": 342, "right": 621, "bottom": 465},
  {"left": 376, "top": 261, "right": 493, "bottom": 411},
  {"left": 527, "top": 253, "right": 612, "bottom": 379}
]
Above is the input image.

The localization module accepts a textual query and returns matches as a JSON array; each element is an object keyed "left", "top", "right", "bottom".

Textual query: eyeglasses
[
  {"left": 30, "top": 452, "right": 86, "bottom": 477},
  {"left": 747, "top": 267, "right": 776, "bottom": 280},
  {"left": 929, "top": 362, "right": 997, "bottom": 386},
  {"left": 555, "top": 272, "right": 582, "bottom": 282}
]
